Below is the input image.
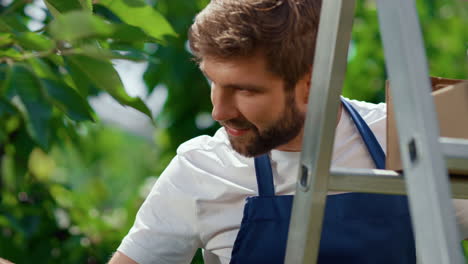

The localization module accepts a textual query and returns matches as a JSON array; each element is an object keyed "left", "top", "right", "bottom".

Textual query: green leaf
[
  {"left": 44, "top": 0, "right": 86, "bottom": 14},
  {"left": 0, "top": 15, "right": 29, "bottom": 32},
  {"left": 65, "top": 54, "right": 152, "bottom": 117},
  {"left": 48, "top": 10, "right": 154, "bottom": 44},
  {"left": 48, "top": 11, "right": 115, "bottom": 42},
  {"left": 41, "top": 79, "right": 95, "bottom": 122},
  {"left": 0, "top": 98, "right": 18, "bottom": 118},
  {"left": 0, "top": 18, "right": 12, "bottom": 32},
  {"left": 0, "top": 48, "right": 22, "bottom": 60},
  {"left": 0, "top": 33, "right": 14, "bottom": 47},
  {"left": 5, "top": 64, "right": 53, "bottom": 149},
  {"left": 111, "top": 49, "right": 155, "bottom": 62},
  {"left": 99, "top": 0, "right": 176, "bottom": 42},
  {"left": 5, "top": 115, "right": 21, "bottom": 134},
  {"left": 26, "top": 57, "right": 57, "bottom": 81},
  {"left": 50, "top": 184, "right": 74, "bottom": 208},
  {"left": 0, "top": 64, "right": 10, "bottom": 95},
  {"left": 43, "top": 1, "right": 61, "bottom": 17},
  {"left": 463, "top": 240, "right": 468, "bottom": 261},
  {"left": 76, "top": 44, "right": 152, "bottom": 62},
  {"left": 64, "top": 56, "right": 99, "bottom": 96},
  {"left": 111, "top": 23, "right": 155, "bottom": 43},
  {"left": 80, "top": 0, "right": 93, "bottom": 11},
  {"left": 15, "top": 32, "right": 55, "bottom": 51}
]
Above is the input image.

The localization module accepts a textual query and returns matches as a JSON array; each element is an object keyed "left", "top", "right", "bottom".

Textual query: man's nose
[{"left": 211, "top": 86, "right": 238, "bottom": 122}]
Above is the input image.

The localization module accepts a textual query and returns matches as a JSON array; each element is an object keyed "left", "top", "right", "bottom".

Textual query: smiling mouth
[{"left": 224, "top": 125, "right": 250, "bottom": 136}]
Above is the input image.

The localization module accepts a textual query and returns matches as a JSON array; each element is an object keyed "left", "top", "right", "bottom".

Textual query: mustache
[{"left": 220, "top": 118, "right": 255, "bottom": 130}]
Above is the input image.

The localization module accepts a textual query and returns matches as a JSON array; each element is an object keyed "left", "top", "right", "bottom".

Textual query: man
[{"left": 109, "top": 0, "right": 468, "bottom": 263}]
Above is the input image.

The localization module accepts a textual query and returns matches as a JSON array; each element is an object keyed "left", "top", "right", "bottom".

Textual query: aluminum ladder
[{"left": 284, "top": 0, "right": 468, "bottom": 263}]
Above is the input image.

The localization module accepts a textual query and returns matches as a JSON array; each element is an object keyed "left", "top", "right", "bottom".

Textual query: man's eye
[{"left": 236, "top": 87, "right": 258, "bottom": 94}]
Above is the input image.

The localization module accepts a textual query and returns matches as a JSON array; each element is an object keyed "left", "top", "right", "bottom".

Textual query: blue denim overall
[{"left": 230, "top": 98, "right": 416, "bottom": 263}]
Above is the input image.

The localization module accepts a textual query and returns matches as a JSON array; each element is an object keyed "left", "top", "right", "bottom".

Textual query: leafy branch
[{"left": 0, "top": 47, "right": 78, "bottom": 63}]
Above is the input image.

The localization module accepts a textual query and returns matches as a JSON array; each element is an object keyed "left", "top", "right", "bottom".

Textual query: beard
[{"left": 221, "top": 93, "right": 305, "bottom": 157}]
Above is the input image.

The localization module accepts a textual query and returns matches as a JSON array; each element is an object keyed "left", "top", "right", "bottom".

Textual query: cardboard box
[{"left": 386, "top": 77, "right": 468, "bottom": 175}]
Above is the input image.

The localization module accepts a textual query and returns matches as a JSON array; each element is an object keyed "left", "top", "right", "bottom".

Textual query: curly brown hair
[{"left": 188, "top": 0, "right": 322, "bottom": 90}]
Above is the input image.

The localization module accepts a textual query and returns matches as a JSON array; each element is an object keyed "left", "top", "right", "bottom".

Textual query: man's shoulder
[
  {"left": 177, "top": 127, "right": 230, "bottom": 155},
  {"left": 173, "top": 127, "right": 251, "bottom": 178},
  {"left": 343, "top": 97, "right": 386, "bottom": 123},
  {"left": 176, "top": 128, "right": 248, "bottom": 168}
]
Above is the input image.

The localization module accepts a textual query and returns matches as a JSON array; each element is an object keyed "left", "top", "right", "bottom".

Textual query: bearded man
[{"left": 109, "top": 0, "right": 468, "bottom": 263}]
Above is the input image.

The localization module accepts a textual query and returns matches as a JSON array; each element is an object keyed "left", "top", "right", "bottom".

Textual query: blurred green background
[{"left": 0, "top": 0, "right": 467, "bottom": 263}]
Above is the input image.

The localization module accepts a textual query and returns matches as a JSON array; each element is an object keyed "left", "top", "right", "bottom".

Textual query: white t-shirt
[{"left": 117, "top": 98, "right": 468, "bottom": 264}]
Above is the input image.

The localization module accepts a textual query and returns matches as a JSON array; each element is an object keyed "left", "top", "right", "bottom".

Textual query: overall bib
[{"left": 230, "top": 98, "right": 416, "bottom": 263}]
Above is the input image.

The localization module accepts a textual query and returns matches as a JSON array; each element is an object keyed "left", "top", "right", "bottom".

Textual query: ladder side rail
[
  {"left": 376, "top": 0, "right": 463, "bottom": 263},
  {"left": 284, "top": 0, "right": 356, "bottom": 263}
]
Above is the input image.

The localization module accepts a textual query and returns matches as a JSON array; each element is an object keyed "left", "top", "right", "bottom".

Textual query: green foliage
[
  {"left": 41, "top": 79, "right": 95, "bottom": 122},
  {"left": 145, "top": 0, "right": 217, "bottom": 157},
  {"left": 0, "top": 0, "right": 173, "bottom": 262},
  {"left": 0, "top": 0, "right": 466, "bottom": 263},
  {"left": 44, "top": 0, "right": 92, "bottom": 15},
  {"left": 344, "top": 0, "right": 386, "bottom": 102},
  {"left": 343, "top": 0, "right": 468, "bottom": 103},
  {"left": 48, "top": 10, "right": 159, "bottom": 44},
  {"left": 463, "top": 240, "right": 468, "bottom": 263},
  {"left": 100, "top": 0, "right": 176, "bottom": 43},
  {"left": 65, "top": 54, "right": 151, "bottom": 117},
  {"left": 5, "top": 63, "right": 53, "bottom": 149},
  {"left": 48, "top": 11, "right": 116, "bottom": 42},
  {"left": 15, "top": 32, "right": 54, "bottom": 51},
  {"left": 1, "top": 125, "right": 159, "bottom": 263}
]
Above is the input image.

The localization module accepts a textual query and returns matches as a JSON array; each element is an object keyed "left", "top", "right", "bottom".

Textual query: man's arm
[
  {"left": 108, "top": 251, "right": 138, "bottom": 264},
  {"left": 454, "top": 199, "right": 468, "bottom": 241},
  {"left": 110, "top": 154, "right": 203, "bottom": 263},
  {"left": 0, "top": 258, "right": 14, "bottom": 264}
]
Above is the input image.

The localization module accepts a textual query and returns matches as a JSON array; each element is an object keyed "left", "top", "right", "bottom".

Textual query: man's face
[{"left": 200, "top": 54, "right": 308, "bottom": 157}]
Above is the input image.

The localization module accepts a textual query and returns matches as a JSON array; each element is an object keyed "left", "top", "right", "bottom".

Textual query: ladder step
[
  {"left": 329, "top": 168, "right": 468, "bottom": 199},
  {"left": 441, "top": 137, "right": 468, "bottom": 172}
]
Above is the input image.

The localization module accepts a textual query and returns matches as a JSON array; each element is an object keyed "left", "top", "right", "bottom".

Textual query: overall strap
[
  {"left": 253, "top": 98, "right": 385, "bottom": 196},
  {"left": 341, "top": 98, "right": 386, "bottom": 169},
  {"left": 254, "top": 154, "right": 275, "bottom": 196}
]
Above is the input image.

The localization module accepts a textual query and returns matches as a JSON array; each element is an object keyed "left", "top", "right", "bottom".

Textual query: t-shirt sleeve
[{"left": 117, "top": 155, "right": 202, "bottom": 264}]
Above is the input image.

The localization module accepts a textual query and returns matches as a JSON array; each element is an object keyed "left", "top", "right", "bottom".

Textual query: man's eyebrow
[
  {"left": 198, "top": 66, "right": 265, "bottom": 91},
  {"left": 224, "top": 83, "right": 266, "bottom": 92}
]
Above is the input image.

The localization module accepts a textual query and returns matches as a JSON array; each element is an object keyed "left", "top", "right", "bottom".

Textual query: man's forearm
[{"left": 108, "top": 251, "right": 138, "bottom": 264}]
